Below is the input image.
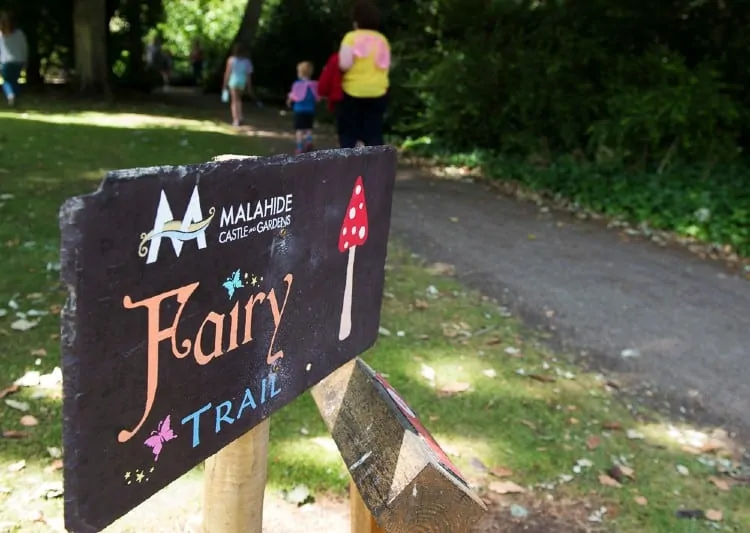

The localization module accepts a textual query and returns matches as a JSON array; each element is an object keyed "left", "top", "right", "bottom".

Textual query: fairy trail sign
[{"left": 59, "top": 148, "right": 397, "bottom": 532}]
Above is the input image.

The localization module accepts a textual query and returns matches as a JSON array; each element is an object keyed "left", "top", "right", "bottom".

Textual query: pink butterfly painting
[{"left": 143, "top": 415, "right": 177, "bottom": 462}]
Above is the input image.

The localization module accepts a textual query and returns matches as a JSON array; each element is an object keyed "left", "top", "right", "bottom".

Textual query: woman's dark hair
[
  {"left": 351, "top": 0, "right": 381, "bottom": 30},
  {"left": 232, "top": 42, "right": 248, "bottom": 57},
  {"left": 0, "top": 11, "right": 15, "bottom": 33}
]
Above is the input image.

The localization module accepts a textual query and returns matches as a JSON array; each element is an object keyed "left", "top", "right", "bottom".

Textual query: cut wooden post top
[{"left": 312, "top": 358, "right": 487, "bottom": 533}]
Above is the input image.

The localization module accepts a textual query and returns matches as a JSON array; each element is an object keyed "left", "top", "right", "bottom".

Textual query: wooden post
[
  {"left": 312, "top": 359, "right": 486, "bottom": 533},
  {"left": 350, "top": 481, "right": 387, "bottom": 533},
  {"left": 202, "top": 418, "right": 270, "bottom": 533}
]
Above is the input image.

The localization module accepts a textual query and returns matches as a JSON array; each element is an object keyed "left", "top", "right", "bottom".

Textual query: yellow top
[{"left": 340, "top": 29, "right": 390, "bottom": 98}]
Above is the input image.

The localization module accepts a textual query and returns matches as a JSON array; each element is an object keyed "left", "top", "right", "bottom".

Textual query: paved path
[
  {"left": 165, "top": 95, "right": 750, "bottom": 439},
  {"left": 389, "top": 175, "right": 750, "bottom": 439}
]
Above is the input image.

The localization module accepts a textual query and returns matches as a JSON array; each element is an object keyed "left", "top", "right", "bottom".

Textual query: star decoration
[
  {"left": 124, "top": 471, "right": 131, "bottom": 480},
  {"left": 251, "top": 275, "right": 258, "bottom": 287},
  {"left": 149, "top": 466, "right": 155, "bottom": 473},
  {"left": 136, "top": 471, "right": 145, "bottom": 483}
]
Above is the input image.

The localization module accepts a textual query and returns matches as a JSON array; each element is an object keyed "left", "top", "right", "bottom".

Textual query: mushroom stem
[{"left": 338, "top": 245, "right": 356, "bottom": 341}]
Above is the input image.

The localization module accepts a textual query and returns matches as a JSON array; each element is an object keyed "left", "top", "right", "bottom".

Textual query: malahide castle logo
[{"left": 138, "top": 185, "right": 216, "bottom": 264}]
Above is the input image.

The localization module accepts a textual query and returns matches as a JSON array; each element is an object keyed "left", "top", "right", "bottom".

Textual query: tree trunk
[
  {"left": 207, "top": 0, "right": 266, "bottom": 91},
  {"left": 73, "top": 0, "right": 110, "bottom": 96},
  {"left": 234, "top": 0, "right": 266, "bottom": 48}
]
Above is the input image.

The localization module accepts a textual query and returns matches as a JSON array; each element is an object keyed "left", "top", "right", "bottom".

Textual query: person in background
[
  {"left": 337, "top": 0, "right": 390, "bottom": 148},
  {"left": 223, "top": 42, "right": 254, "bottom": 127},
  {"left": 286, "top": 61, "right": 319, "bottom": 154},
  {"left": 146, "top": 35, "right": 172, "bottom": 91},
  {"left": 0, "top": 11, "right": 27, "bottom": 107},
  {"left": 189, "top": 39, "right": 204, "bottom": 85}
]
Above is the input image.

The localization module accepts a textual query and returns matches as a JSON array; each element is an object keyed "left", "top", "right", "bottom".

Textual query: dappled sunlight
[{"left": 0, "top": 110, "right": 233, "bottom": 135}]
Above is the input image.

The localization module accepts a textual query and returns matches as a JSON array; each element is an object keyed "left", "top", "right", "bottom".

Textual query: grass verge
[{"left": 0, "top": 100, "right": 747, "bottom": 532}]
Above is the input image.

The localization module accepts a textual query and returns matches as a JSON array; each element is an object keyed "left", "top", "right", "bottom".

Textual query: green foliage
[
  {"left": 589, "top": 48, "right": 744, "bottom": 166},
  {"left": 158, "top": 0, "right": 246, "bottom": 81},
  {"left": 252, "top": 0, "right": 349, "bottom": 96}
]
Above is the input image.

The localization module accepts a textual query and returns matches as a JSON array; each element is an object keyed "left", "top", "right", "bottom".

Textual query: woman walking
[
  {"left": 337, "top": 0, "right": 390, "bottom": 148},
  {"left": 0, "top": 12, "right": 27, "bottom": 107}
]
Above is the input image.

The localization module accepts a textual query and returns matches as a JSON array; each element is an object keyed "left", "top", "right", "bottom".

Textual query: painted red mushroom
[{"left": 338, "top": 176, "right": 369, "bottom": 340}]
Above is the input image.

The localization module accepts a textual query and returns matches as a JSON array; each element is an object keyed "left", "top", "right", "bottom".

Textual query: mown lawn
[{"left": 0, "top": 99, "right": 747, "bottom": 532}]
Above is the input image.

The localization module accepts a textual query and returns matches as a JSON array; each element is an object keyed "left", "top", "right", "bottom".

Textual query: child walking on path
[
  {"left": 0, "top": 12, "right": 27, "bottom": 107},
  {"left": 286, "top": 61, "right": 319, "bottom": 154},
  {"left": 223, "top": 43, "right": 254, "bottom": 127}
]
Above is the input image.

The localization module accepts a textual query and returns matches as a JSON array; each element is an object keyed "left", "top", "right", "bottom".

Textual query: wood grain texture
[
  {"left": 202, "top": 418, "right": 270, "bottom": 533},
  {"left": 350, "top": 481, "right": 387, "bottom": 533},
  {"left": 312, "top": 359, "right": 486, "bottom": 533}
]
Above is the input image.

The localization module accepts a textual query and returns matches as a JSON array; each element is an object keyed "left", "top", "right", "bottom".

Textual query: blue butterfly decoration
[{"left": 222, "top": 269, "right": 244, "bottom": 299}]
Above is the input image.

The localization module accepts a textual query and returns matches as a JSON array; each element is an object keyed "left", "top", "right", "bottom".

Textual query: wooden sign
[
  {"left": 312, "top": 358, "right": 487, "bottom": 533},
  {"left": 59, "top": 148, "right": 397, "bottom": 532}
]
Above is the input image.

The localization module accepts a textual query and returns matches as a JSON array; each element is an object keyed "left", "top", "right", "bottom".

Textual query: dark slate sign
[{"left": 59, "top": 147, "right": 397, "bottom": 532}]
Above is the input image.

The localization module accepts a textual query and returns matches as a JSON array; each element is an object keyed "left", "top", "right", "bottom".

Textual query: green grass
[{"left": 0, "top": 99, "right": 748, "bottom": 532}]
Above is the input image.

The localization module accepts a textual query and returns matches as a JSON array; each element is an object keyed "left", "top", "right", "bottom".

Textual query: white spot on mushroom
[
  {"left": 306, "top": 363, "right": 312, "bottom": 371},
  {"left": 342, "top": 227, "right": 347, "bottom": 236},
  {"left": 351, "top": 225, "right": 357, "bottom": 235},
  {"left": 358, "top": 226, "right": 366, "bottom": 239},
  {"left": 349, "top": 207, "right": 356, "bottom": 219},
  {"left": 359, "top": 202, "right": 363, "bottom": 209},
  {"left": 344, "top": 241, "right": 349, "bottom": 249},
  {"left": 355, "top": 184, "right": 362, "bottom": 195}
]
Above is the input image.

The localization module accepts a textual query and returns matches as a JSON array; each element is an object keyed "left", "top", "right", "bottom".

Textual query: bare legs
[
  {"left": 230, "top": 88, "right": 243, "bottom": 127},
  {"left": 294, "top": 129, "right": 314, "bottom": 154}
]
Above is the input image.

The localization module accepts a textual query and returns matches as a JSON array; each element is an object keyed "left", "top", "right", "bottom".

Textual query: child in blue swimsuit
[{"left": 223, "top": 43, "right": 254, "bottom": 127}]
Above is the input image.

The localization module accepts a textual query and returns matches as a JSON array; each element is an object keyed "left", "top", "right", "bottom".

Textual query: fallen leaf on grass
[
  {"left": 285, "top": 484, "right": 314, "bottom": 506},
  {"left": 449, "top": 217, "right": 459, "bottom": 223},
  {"left": 490, "top": 466, "right": 513, "bottom": 478},
  {"left": 438, "top": 382, "right": 471, "bottom": 396},
  {"left": 676, "top": 465, "right": 690, "bottom": 476},
  {"left": 607, "top": 465, "right": 635, "bottom": 482},
  {"left": 20, "top": 415, "right": 39, "bottom": 427},
  {"left": 626, "top": 429, "right": 645, "bottom": 440},
  {"left": 482, "top": 369, "right": 497, "bottom": 378},
  {"left": 0, "top": 384, "right": 19, "bottom": 399},
  {"left": 414, "top": 299, "right": 429, "bottom": 310},
  {"left": 602, "top": 421, "right": 623, "bottom": 431},
  {"left": 420, "top": 364, "right": 436, "bottom": 382},
  {"left": 709, "top": 476, "right": 732, "bottom": 491},
  {"left": 30, "top": 348, "right": 47, "bottom": 357},
  {"left": 488, "top": 481, "right": 526, "bottom": 494},
  {"left": 44, "top": 460, "right": 64, "bottom": 474},
  {"left": 520, "top": 420, "right": 537, "bottom": 430},
  {"left": 486, "top": 337, "right": 502, "bottom": 346},
  {"left": 2, "top": 430, "right": 28, "bottom": 439},
  {"left": 47, "top": 447, "right": 62, "bottom": 459},
  {"left": 586, "top": 435, "right": 601, "bottom": 450},
  {"left": 426, "top": 262, "right": 456, "bottom": 276},
  {"left": 599, "top": 474, "right": 622, "bottom": 488},
  {"left": 527, "top": 374, "right": 556, "bottom": 383},
  {"left": 11, "top": 319, "right": 39, "bottom": 331},
  {"left": 4, "top": 399, "right": 30, "bottom": 411},
  {"left": 7, "top": 460, "right": 26, "bottom": 472},
  {"left": 470, "top": 457, "right": 488, "bottom": 473},
  {"left": 634, "top": 496, "right": 648, "bottom": 506},
  {"left": 705, "top": 509, "right": 723, "bottom": 522}
]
